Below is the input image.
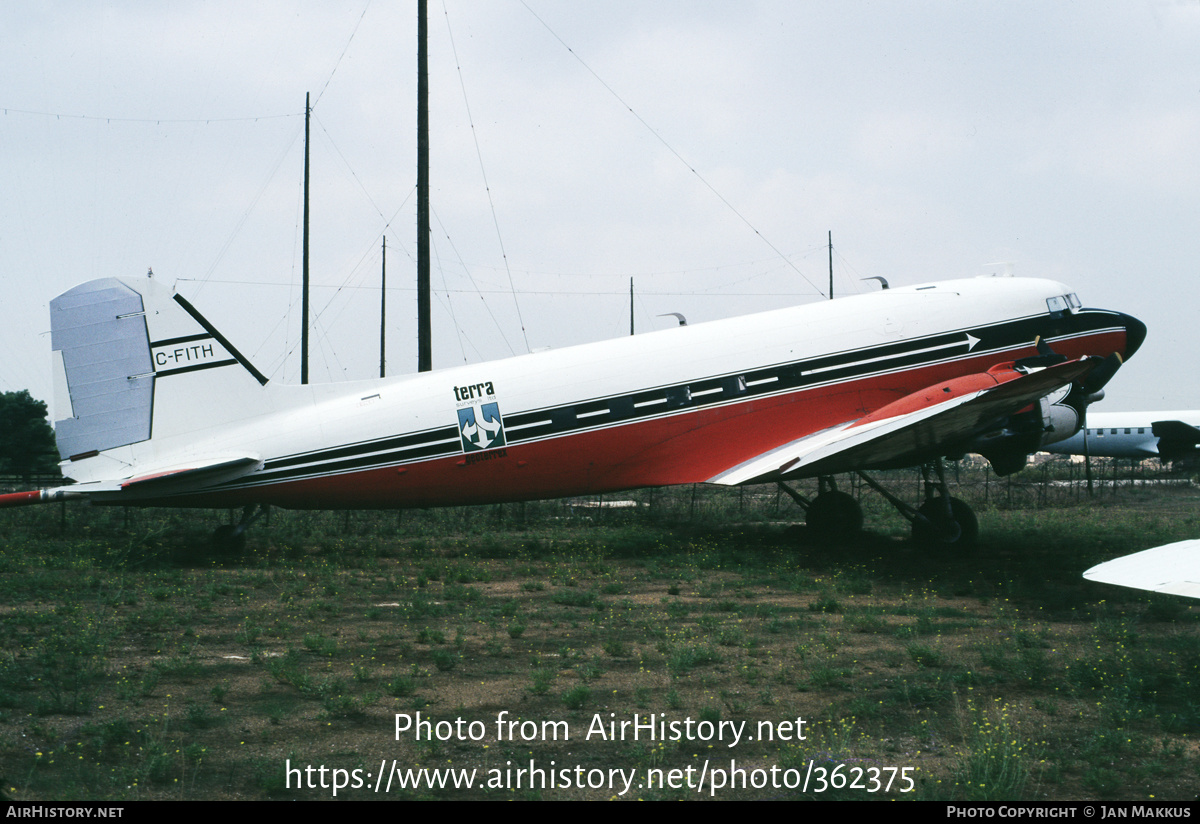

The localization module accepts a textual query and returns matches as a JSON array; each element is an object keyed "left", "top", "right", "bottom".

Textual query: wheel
[
  {"left": 211, "top": 523, "right": 247, "bottom": 553},
  {"left": 911, "top": 497, "right": 978, "bottom": 548},
  {"left": 806, "top": 491, "right": 863, "bottom": 538}
]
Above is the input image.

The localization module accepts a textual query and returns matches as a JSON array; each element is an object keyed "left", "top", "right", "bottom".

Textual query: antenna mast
[
  {"left": 416, "top": 0, "right": 432, "bottom": 372},
  {"left": 380, "top": 235, "right": 387, "bottom": 378},
  {"left": 301, "top": 92, "right": 312, "bottom": 384},
  {"left": 828, "top": 230, "right": 833, "bottom": 300}
]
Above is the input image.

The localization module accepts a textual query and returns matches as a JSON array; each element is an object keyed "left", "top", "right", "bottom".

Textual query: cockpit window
[
  {"left": 1046, "top": 296, "right": 1068, "bottom": 313},
  {"left": 1047, "top": 294, "right": 1080, "bottom": 315}
]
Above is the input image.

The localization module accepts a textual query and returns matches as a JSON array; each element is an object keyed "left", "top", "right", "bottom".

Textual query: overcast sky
[{"left": 2, "top": 1, "right": 1198, "bottom": 413}]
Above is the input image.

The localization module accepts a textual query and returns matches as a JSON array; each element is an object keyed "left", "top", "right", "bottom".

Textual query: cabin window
[
  {"left": 1138, "top": 428, "right": 1145, "bottom": 434},
  {"left": 1111, "top": 429, "right": 1118, "bottom": 435},
  {"left": 1124, "top": 428, "right": 1131, "bottom": 435}
]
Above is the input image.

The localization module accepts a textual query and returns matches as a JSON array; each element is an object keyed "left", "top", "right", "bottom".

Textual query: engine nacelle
[
  {"left": 1038, "top": 384, "right": 1093, "bottom": 447},
  {"left": 959, "top": 381, "right": 1092, "bottom": 475}
]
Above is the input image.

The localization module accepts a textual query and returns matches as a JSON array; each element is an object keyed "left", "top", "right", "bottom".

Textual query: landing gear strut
[
  {"left": 211, "top": 504, "right": 267, "bottom": 551},
  {"left": 853, "top": 459, "right": 977, "bottom": 548},
  {"left": 912, "top": 460, "right": 978, "bottom": 547}
]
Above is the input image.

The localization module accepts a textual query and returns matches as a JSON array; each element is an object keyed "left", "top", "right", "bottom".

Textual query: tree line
[{"left": 0, "top": 390, "right": 60, "bottom": 484}]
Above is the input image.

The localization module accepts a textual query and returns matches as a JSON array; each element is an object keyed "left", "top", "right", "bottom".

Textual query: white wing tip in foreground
[{"left": 1083, "top": 539, "right": 1200, "bottom": 599}]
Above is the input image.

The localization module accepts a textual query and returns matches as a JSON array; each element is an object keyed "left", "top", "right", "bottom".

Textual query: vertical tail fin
[
  {"left": 51, "top": 279, "right": 155, "bottom": 459},
  {"left": 52, "top": 276, "right": 270, "bottom": 465}
]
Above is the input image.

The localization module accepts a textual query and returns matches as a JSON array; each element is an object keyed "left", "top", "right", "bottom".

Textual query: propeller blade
[
  {"left": 1082, "top": 353, "right": 1124, "bottom": 396},
  {"left": 1035, "top": 336, "right": 1059, "bottom": 359},
  {"left": 1016, "top": 336, "right": 1068, "bottom": 369}
]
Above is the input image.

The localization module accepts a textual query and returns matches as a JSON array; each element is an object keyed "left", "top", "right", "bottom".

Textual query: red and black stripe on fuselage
[{"left": 154, "top": 307, "right": 1141, "bottom": 510}]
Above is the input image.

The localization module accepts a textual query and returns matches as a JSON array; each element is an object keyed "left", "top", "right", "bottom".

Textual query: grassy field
[{"left": 1, "top": 463, "right": 1198, "bottom": 801}]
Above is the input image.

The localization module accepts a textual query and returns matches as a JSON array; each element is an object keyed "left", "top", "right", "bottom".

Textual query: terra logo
[{"left": 457, "top": 402, "right": 506, "bottom": 452}]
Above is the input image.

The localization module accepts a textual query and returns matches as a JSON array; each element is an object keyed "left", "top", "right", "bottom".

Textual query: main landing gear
[
  {"left": 211, "top": 504, "right": 268, "bottom": 552},
  {"left": 779, "top": 459, "right": 979, "bottom": 548},
  {"left": 903, "top": 460, "right": 978, "bottom": 548},
  {"left": 777, "top": 475, "right": 863, "bottom": 540}
]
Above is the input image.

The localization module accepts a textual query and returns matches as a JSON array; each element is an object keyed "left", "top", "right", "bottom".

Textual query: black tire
[
  {"left": 806, "top": 491, "right": 863, "bottom": 538},
  {"left": 911, "top": 497, "right": 978, "bottom": 548},
  {"left": 211, "top": 524, "right": 247, "bottom": 553}
]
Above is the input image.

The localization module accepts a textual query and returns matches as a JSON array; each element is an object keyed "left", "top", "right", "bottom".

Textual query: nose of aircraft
[{"left": 1118, "top": 312, "right": 1147, "bottom": 360}]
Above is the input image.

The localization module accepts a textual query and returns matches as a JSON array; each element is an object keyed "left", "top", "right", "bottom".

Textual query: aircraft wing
[
  {"left": 0, "top": 456, "right": 263, "bottom": 508},
  {"left": 709, "top": 358, "right": 1098, "bottom": 486},
  {"left": 1083, "top": 539, "right": 1200, "bottom": 599}
]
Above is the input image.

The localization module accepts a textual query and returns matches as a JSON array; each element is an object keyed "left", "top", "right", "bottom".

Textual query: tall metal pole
[
  {"left": 380, "top": 235, "right": 387, "bottom": 378},
  {"left": 302, "top": 92, "right": 311, "bottom": 384},
  {"left": 416, "top": 0, "right": 432, "bottom": 372},
  {"left": 828, "top": 230, "right": 833, "bottom": 300},
  {"left": 629, "top": 277, "right": 634, "bottom": 335}
]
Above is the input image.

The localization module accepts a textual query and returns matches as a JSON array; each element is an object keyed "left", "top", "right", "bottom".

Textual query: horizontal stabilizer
[
  {"left": 1083, "top": 540, "right": 1200, "bottom": 599},
  {"left": 709, "top": 358, "right": 1097, "bottom": 486},
  {"left": 0, "top": 456, "right": 262, "bottom": 508},
  {"left": 118, "top": 456, "right": 264, "bottom": 498}
]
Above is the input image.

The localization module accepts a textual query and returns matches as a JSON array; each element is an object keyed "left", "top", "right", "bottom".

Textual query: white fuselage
[{"left": 53, "top": 275, "right": 1141, "bottom": 509}]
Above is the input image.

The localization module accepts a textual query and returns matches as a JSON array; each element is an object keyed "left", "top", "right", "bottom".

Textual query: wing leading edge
[
  {"left": 1084, "top": 540, "right": 1200, "bottom": 599},
  {"left": 709, "top": 358, "right": 1099, "bottom": 487}
]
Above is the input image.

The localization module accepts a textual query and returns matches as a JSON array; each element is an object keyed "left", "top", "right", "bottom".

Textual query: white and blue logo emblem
[{"left": 457, "top": 401, "right": 506, "bottom": 452}]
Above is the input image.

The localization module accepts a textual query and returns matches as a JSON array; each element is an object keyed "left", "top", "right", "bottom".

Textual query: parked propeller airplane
[
  {"left": 0, "top": 274, "right": 1144, "bottom": 547},
  {"left": 1044, "top": 411, "right": 1200, "bottom": 463}
]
